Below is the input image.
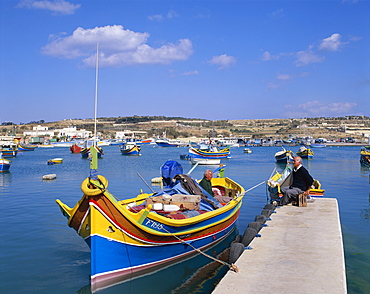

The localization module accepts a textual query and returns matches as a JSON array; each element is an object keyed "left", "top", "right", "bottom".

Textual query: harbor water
[{"left": 0, "top": 145, "right": 369, "bottom": 293}]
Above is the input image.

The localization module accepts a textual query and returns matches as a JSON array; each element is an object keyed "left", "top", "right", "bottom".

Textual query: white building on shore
[{"left": 23, "top": 125, "right": 92, "bottom": 139}]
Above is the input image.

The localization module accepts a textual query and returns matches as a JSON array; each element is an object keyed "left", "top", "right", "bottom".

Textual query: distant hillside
[{"left": 2, "top": 115, "right": 369, "bottom": 142}]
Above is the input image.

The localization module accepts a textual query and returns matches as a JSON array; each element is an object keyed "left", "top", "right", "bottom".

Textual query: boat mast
[
  {"left": 94, "top": 43, "right": 99, "bottom": 145},
  {"left": 90, "top": 44, "right": 99, "bottom": 180}
]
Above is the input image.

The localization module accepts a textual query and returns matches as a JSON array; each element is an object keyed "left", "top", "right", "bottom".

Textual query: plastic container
[{"left": 163, "top": 204, "right": 180, "bottom": 212}]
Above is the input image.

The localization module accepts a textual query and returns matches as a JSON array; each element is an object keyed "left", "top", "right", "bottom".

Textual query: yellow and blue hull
[
  {"left": 56, "top": 176, "right": 244, "bottom": 292},
  {"left": 188, "top": 147, "right": 230, "bottom": 159},
  {"left": 120, "top": 145, "right": 141, "bottom": 155}
]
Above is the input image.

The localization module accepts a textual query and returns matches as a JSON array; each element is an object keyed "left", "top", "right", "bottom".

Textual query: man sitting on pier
[{"left": 280, "top": 156, "right": 314, "bottom": 206}]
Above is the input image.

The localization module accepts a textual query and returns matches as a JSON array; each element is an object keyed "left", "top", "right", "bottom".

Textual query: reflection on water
[
  {"left": 0, "top": 172, "right": 12, "bottom": 187},
  {"left": 78, "top": 227, "right": 238, "bottom": 294},
  {"left": 360, "top": 193, "right": 370, "bottom": 222}
]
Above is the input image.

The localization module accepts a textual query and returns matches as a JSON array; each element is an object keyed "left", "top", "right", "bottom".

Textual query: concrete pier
[{"left": 213, "top": 198, "right": 347, "bottom": 294}]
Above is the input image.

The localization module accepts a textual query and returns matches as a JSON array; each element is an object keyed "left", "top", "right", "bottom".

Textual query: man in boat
[
  {"left": 280, "top": 156, "right": 314, "bottom": 206},
  {"left": 199, "top": 170, "right": 214, "bottom": 196}
]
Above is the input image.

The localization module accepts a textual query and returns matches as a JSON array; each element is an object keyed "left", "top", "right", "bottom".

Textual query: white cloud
[
  {"left": 284, "top": 100, "right": 357, "bottom": 118},
  {"left": 148, "top": 10, "right": 179, "bottom": 21},
  {"left": 148, "top": 14, "right": 163, "bottom": 21},
  {"left": 41, "top": 25, "right": 193, "bottom": 67},
  {"left": 261, "top": 51, "right": 290, "bottom": 61},
  {"left": 167, "top": 10, "right": 179, "bottom": 19},
  {"left": 182, "top": 70, "right": 199, "bottom": 76},
  {"left": 319, "top": 33, "right": 344, "bottom": 51},
  {"left": 268, "top": 8, "right": 284, "bottom": 19},
  {"left": 295, "top": 49, "right": 325, "bottom": 66},
  {"left": 263, "top": 33, "right": 352, "bottom": 67},
  {"left": 266, "top": 82, "right": 280, "bottom": 90},
  {"left": 208, "top": 54, "right": 236, "bottom": 70},
  {"left": 277, "top": 74, "right": 292, "bottom": 80},
  {"left": 17, "top": 0, "right": 80, "bottom": 15}
]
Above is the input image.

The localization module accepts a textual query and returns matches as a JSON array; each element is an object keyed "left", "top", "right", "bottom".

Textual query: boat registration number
[{"left": 145, "top": 219, "right": 164, "bottom": 231}]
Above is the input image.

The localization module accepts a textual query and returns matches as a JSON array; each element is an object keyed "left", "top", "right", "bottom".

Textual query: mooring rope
[
  {"left": 128, "top": 203, "right": 239, "bottom": 272},
  {"left": 159, "top": 225, "right": 239, "bottom": 273}
]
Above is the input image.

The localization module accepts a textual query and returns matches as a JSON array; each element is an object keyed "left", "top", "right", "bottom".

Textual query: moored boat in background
[
  {"left": 17, "top": 143, "right": 36, "bottom": 151},
  {"left": 70, "top": 144, "right": 82, "bottom": 154},
  {"left": 274, "top": 147, "right": 293, "bottom": 163},
  {"left": 360, "top": 147, "right": 370, "bottom": 167},
  {"left": 0, "top": 153, "right": 11, "bottom": 172},
  {"left": 120, "top": 142, "right": 141, "bottom": 155},
  {"left": 47, "top": 158, "right": 63, "bottom": 165},
  {"left": 188, "top": 143, "right": 230, "bottom": 159},
  {"left": 0, "top": 143, "right": 18, "bottom": 158},
  {"left": 296, "top": 146, "right": 314, "bottom": 159}
]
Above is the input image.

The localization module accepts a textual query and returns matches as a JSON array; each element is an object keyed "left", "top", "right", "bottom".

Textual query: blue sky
[{"left": 0, "top": 0, "right": 369, "bottom": 124}]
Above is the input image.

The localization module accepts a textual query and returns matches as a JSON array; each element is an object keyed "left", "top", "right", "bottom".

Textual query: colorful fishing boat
[
  {"left": 0, "top": 144, "right": 18, "bottom": 158},
  {"left": 267, "top": 164, "right": 325, "bottom": 200},
  {"left": 0, "top": 154, "right": 11, "bottom": 172},
  {"left": 360, "top": 147, "right": 370, "bottom": 167},
  {"left": 81, "top": 140, "right": 104, "bottom": 158},
  {"left": 120, "top": 142, "right": 141, "bottom": 155},
  {"left": 296, "top": 146, "right": 314, "bottom": 159},
  {"left": 56, "top": 149, "right": 245, "bottom": 292},
  {"left": 188, "top": 144, "right": 230, "bottom": 159},
  {"left": 17, "top": 143, "right": 36, "bottom": 151},
  {"left": 47, "top": 158, "right": 63, "bottom": 165},
  {"left": 274, "top": 147, "right": 293, "bottom": 162}
]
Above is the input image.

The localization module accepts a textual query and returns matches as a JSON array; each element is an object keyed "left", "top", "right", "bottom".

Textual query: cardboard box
[
  {"left": 145, "top": 195, "right": 171, "bottom": 208},
  {"left": 171, "top": 201, "right": 200, "bottom": 211},
  {"left": 171, "top": 194, "right": 201, "bottom": 203}
]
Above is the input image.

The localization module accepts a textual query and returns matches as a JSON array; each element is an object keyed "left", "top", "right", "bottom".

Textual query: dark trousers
[{"left": 280, "top": 186, "right": 304, "bottom": 205}]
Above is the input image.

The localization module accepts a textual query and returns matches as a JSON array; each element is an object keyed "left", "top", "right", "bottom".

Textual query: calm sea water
[{"left": 0, "top": 145, "right": 369, "bottom": 293}]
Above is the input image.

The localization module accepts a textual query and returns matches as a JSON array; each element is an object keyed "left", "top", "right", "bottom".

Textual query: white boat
[
  {"left": 51, "top": 142, "right": 75, "bottom": 147},
  {"left": 190, "top": 157, "right": 221, "bottom": 165},
  {"left": 244, "top": 148, "right": 252, "bottom": 153}
]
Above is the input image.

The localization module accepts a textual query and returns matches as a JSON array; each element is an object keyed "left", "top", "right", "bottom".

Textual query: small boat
[
  {"left": 42, "top": 174, "right": 57, "bottom": 180},
  {"left": 0, "top": 144, "right": 18, "bottom": 158},
  {"left": 80, "top": 140, "right": 104, "bottom": 159},
  {"left": 38, "top": 143, "right": 54, "bottom": 148},
  {"left": 188, "top": 144, "right": 230, "bottom": 159},
  {"left": 56, "top": 153, "right": 245, "bottom": 292},
  {"left": 190, "top": 157, "right": 221, "bottom": 165},
  {"left": 310, "top": 143, "right": 326, "bottom": 148},
  {"left": 0, "top": 153, "right": 11, "bottom": 172},
  {"left": 70, "top": 144, "right": 82, "bottom": 154},
  {"left": 243, "top": 148, "right": 252, "bottom": 153},
  {"left": 267, "top": 164, "right": 325, "bottom": 200},
  {"left": 120, "top": 142, "right": 141, "bottom": 155},
  {"left": 296, "top": 146, "right": 314, "bottom": 159},
  {"left": 155, "top": 139, "right": 182, "bottom": 147},
  {"left": 138, "top": 138, "right": 155, "bottom": 145},
  {"left": 360, "top": 147, "right": 370, "bottom": 167},
  {"left": 274, "top": 147, "right": 293, "bottom": 162},
  {"left": 51, "top": 142, "right": 75, "bottom": 148},
  {"left": 47, "top": 158, "right": 63, "bottom": 165},
  {"left": 17, "top": 143, "right": 36, "bottom": 151}
]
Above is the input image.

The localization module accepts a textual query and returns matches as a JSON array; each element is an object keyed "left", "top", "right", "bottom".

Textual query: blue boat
[{"left": 0, "top": 153, "right": 11, "bottom": 172}]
